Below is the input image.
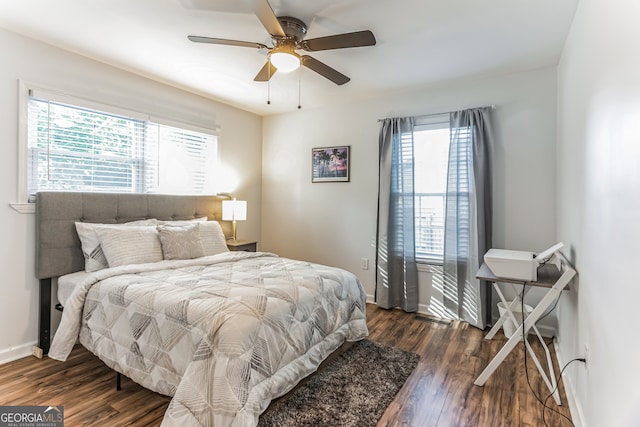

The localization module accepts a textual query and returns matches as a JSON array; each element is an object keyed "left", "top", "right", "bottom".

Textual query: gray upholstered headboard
[
  {"left": 35, "top": 191, "right": 233, "bottom": 354},
  {"left": 36, "top": 191, "right": 232, "bottom": 279}
]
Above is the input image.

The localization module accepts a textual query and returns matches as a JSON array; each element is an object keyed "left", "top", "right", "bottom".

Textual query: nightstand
[{"left": 226, "top": 240, "right": 258, "bottom": 252}]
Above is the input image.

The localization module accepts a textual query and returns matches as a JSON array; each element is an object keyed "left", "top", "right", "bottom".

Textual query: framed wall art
[{"left": 311, "top": 145, "right": 350, "bottom": 183}]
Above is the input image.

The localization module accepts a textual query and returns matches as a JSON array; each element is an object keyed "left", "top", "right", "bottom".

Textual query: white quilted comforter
[{"left": 49, "top": 251, "right": 369, "bottom": 426}]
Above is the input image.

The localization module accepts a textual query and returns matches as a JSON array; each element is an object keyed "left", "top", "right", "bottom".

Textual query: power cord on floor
[
  {"left": 520, "top": 286, "right": 585, "bottom": 426},
  {"left": 541, "top": 357, "right": 585, "bottom": 426}
]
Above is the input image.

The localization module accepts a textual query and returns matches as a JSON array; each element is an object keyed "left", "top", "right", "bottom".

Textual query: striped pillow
[
  {"left": 95, "top": 226, "right": 163, "bottom": 268},
  {"left": 198, "top": 221, "right": 230, "bottom": 256},
  {"left": 75, "top": 219, "right": 157, "bottom": 272}
]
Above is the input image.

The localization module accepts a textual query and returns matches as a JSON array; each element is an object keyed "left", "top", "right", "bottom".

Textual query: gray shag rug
[{"left": 258, "top": 339, "right": 420, "bottom": 427}]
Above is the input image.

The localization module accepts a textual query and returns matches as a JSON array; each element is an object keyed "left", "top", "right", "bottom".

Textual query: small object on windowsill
[{"left": 226, "top": 240, "right": 258, "bottom": 252}]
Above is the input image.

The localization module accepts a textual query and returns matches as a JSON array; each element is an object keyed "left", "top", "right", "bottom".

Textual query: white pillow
[
  {"left": 157, "top": 223, "right": 205, "bottom": 260},
  {"left": 198, "top": 221, "right": 230, "bottom": 256},
  {"left": 155, "top": 217, "right": 208, "bottom": 225},
  {"left": 95, "top": 226, "right": 163, "bottom": 268},
  {"left": 75, "top": 219, "right": 157, "bottom": 272}
]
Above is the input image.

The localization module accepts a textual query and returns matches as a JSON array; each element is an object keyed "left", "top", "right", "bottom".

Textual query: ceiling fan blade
[
  {"left": 254, "top": 61, "right": 278, "bottom": 81},
  {"left": 188, "top": 35, "right": 267, "bottom": 49},
  {"left": 301, "top": 30, "right": 376, "bottom": 52},
  {"left": 301, "top": 55, "right": 350, "bottom": 85},
  {"left": 245, "top": 0, "right": 285, "bottom": 37}
]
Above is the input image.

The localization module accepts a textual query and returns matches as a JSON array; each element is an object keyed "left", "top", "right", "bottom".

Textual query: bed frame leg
[
  {"left": 117, "top": 372, "right": 122, "bottom": 391},
  {"left": 39, "top": 278, "right": 52, "bottom": 355}
]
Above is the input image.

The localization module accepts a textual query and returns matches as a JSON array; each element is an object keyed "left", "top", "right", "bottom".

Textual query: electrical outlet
[
  {"left": 361, "top": 258, "right": 369, "bottom": 270},
  {"left": 32, "top": 346, "right": 43, "bottom": 359}
]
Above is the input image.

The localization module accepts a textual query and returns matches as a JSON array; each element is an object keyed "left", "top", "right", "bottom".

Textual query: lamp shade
[{"left": 222, "top": 200, "right": 247, "bottom": 221}]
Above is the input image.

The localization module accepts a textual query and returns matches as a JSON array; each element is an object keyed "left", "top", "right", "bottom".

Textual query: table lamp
[{"left": 222, "top": 198, "right": 247, "bottom": 242}]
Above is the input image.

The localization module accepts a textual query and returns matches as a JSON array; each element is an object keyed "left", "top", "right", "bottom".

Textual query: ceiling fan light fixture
[
  {"left": 269, "top": 49, "right": 300, "bottom": 73},
  {"left": 188, "top": 0, "right": 376, "bottom": 86}
]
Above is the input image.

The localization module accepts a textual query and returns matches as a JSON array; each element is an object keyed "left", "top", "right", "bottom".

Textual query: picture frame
[{"left": 312, "top": 145, "right": 350, "bottom": 183}]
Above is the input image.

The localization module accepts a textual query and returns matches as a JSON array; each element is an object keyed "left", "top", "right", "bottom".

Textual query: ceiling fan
[{"left": 188, "top": 0, "right": 376, "bottom": 85}]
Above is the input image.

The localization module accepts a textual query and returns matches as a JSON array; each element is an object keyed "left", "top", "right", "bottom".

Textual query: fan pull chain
[
  {"left": 267, "top": 58, "right": 271, "bottom": 105},
  {"left": 297, "top": 66, "right": 302, "bottom": 109}
]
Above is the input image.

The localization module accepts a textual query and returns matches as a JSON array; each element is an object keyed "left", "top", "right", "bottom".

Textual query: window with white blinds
[
  {"left": 26, "top": 91, "right": 218, "bottom": 198},
  {"left": 413, "top": 113, "right": 450, "bottom": 263}
]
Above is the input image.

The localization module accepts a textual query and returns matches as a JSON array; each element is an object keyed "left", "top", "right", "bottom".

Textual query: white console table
[{"left": 473, "top": 252, "right": 576, "bottom": 405}]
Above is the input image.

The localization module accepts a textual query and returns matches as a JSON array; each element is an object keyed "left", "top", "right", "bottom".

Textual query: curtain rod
[{"left": 377, "top": 104, "right": 496, "bottom": 122}]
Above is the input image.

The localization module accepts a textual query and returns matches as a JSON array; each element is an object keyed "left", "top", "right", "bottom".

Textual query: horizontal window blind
[
  {"left": 390, "top": 129, "right": 415, "bottom": 250},
  {"left": 143, "top": 123, "right": 218, "bottom": 195},
  {"left": 445, "top": 124, "right": 472, "bottom": 259},
  {"left": 27, "top": 94, "right": 218, "bottom": 197},
  {"left": 414, "top": 113, "right": 449, "bottom": 131},
  {"left": 413, "top": 115, "right": 450, "bottom": 262}
]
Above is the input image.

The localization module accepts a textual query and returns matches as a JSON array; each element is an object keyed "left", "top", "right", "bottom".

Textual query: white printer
[{"left": 483, "top": 242, "right": 564, "bottom": 281}]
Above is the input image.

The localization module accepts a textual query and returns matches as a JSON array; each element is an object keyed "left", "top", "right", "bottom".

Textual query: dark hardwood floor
[
  {"left": 0, "top": 304, "right": 574, "bottom": 426},
  {"left": 367, "top": 305, "right": 574, "bottom": 427}
]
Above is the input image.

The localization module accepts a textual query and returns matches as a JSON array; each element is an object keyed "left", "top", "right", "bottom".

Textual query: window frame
[{"left": 12, "top": 80, "right": 220, "bottom": 213}]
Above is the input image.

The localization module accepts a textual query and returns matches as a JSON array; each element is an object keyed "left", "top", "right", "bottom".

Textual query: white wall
[
  {"left": 556, "top": 0, "right": 640, "bottom": 425},
  {"left": 262, "top": 67, "right": 559, "bottom": 323},
  {"left": 0, "top": 28, "right": 263, "bottom": 363}
]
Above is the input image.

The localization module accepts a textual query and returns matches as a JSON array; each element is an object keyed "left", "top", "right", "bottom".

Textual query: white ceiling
[{"left": 0, "top": 0, "right": 578, "bottom": 116}]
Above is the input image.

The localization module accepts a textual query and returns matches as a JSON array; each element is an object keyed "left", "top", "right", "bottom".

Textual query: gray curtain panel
[
  {"left": 443, "top": 107, "right": 493, "bottom": 329},
  {"left": 376, "top": 117, "right": 419, "bottom": 312}
]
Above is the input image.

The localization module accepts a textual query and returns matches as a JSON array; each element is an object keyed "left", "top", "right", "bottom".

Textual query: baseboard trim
[
  {"left": 535, "top": 323, "right": 557, "bottom": 339},
  {"left": 554, "top": 339, "right": 586, "bottom": 427},
  {"left": 0, "top": 341, "right": 37, "bottom": 365}
]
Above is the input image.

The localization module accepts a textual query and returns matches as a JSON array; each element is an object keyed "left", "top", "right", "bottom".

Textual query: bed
[{"left": 35, "top": 191, "right": 368, "bottom": 426}]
